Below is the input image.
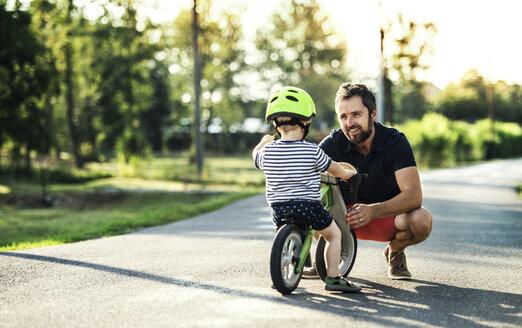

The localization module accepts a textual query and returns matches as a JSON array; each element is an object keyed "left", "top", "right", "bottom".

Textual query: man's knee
[{"left": 408, "top": 207, "right": 432, "bottom": 239}]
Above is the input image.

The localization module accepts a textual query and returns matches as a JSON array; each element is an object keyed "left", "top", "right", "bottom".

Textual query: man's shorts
[
  {"left": 271, "top": 200, "right": 333, "bottom": 231},
  {"left": 347, "top": 204, "right": 399, "bottom": 242}
]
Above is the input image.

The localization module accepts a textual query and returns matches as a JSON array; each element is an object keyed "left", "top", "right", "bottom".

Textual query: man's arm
[
  {"left": 347, "top": 166, "right": 422, "bottom": 226},
  {"left": 373, "top": 166, "right": 423, "bottom": 217}
]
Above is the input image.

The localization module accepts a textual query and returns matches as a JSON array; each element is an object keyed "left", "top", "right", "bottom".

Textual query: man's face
[{"left": 336, "top": 96, "right": 375, "bottom": 144}]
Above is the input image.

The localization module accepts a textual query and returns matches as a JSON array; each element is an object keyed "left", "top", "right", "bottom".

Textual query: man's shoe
[
  {"left": 302, "top": 266, "right": 318, "bottom": 278},
  {"left": 325, "top": 276, "right": 361, "bottom": 293},
  {"left": 384, "top": 246, "right": 412, "bottom": 280}
]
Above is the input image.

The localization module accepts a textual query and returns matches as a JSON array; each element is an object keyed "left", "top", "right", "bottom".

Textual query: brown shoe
[
  {"left": 383, "top": 246, "right": 412, "bottom": 280},
  {"left": 302, "top": 266, "right": 318, "bottom": 278}
]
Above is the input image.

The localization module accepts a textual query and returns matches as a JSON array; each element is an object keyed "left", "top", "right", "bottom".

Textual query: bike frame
[
  {"left": 295, "top": 227, "right": 315, "bottom": 274},
  {"left": 293, "top": 178, "right": 337, "bottom": 274}
]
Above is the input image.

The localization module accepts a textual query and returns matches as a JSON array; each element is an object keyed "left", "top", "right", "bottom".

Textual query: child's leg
[{"left": 318, "top": 220, "right": 342, "bottom": 277}]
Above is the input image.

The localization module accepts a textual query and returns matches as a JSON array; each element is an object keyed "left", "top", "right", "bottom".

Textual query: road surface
[{"left": 1, "top": 158, "right": 521, "bottom": 327}]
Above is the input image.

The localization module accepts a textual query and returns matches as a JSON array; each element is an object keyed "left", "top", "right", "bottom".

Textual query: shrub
[
  {"left": 399, "top": 113, "right": 455, "bottom": 168},
  {"left": 399, "top": 115, "right": 522, "bottom": 168},
  {"left": 494, "top": 121, "right": 522, "bottom": 158}
]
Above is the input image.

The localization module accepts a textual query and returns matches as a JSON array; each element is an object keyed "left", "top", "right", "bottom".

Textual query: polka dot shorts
[{"left": 271, "top": 200, "right": 333, "bottom": 231}]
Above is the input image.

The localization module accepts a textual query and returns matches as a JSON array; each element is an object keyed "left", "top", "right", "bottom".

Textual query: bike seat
[{"left": 280, "top": 213, "right": 311, "bottom": 231}]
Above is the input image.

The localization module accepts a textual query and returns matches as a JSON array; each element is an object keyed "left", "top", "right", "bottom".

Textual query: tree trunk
[
  {"left": 192, "top": 0, "right": 203, "bottom": 176},
  {"left": 24, "top": 145, "right": 31, "bottom": 177},
  {"left": 64, "top": 0, "right": 82, "bottom": 168},
  {"left": 46, "top": 95, "right": 60, "bottom": 160},
  {"left": 384, "top": 73, "right": 394, "bottom": 125}
]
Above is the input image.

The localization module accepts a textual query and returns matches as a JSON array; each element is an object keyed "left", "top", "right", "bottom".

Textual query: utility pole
[
  {"left": 376, "top": 0, "right": 385, "bottom": 123},
  {"left": 486, "top": 55, "right": 495, "bottom": 159},
  {"left": 487, "top": 81, "right": 495, "bottom": 159},
  {"left": 192, "top": 0, "right": 203, "bottom": 176}
]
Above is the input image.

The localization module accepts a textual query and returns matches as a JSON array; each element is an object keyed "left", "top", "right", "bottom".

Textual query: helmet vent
[
  {"left": 288, "top": 89, "right": 298, "bottom": 93},
  {"left": 269, "top": 96, "right": 278, "bottom": 103},
  {"left": 285, "top": 95, "right": 299, "bottom": 102}
]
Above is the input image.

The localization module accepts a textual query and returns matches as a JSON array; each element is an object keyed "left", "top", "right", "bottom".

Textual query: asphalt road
[{"left": 1, "top": 158, "right": 521, "bottom": 328}]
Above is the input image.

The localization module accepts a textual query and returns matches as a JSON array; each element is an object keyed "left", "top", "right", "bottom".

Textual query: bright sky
[
  {"left": 12, "top": 0, "right": 521, "bottom": 89},
  {"left": 148, "top": 0, "right": 522, "bottom": 89}
]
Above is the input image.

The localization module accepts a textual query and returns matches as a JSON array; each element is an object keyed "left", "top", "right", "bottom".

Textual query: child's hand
[
  {"left": 260, "top": 134, "right": 275, "bottom": 145},
  {"left": 341, "top": 170, "right": 356, "bottom": 182}
]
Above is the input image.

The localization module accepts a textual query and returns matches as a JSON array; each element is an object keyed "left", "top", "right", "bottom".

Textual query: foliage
[
  {"left": 384, "top": 14, "right": 437, "bottom": 83},
  {"left": 1, "top": 0, "right": 521, "bottom": 176},
  {"left": 432, "top": 69, "right": 522, "bottom": 124},
  {"left": 254, "top": 0, "right": 349, "bottom": 128},
  {"left": 398, "top": 113, "right": 454, "bottom": 167},
  {"left": 89, "top": 1, "right": 162, "bottom": 153},
  {"left": 166, "top": 2, "right": 246, "bottom": 133},
  {"left": 383, "top": 13, "right": 437, "bottom": 124},
  {"left": 398, "top": 113, "right": 522, "bottom": 168},
  {"left": 0, "top": 1, "right": 58, "bottom": 172}
]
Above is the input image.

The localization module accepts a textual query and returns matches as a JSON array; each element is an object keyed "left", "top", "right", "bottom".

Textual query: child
[{"left": 253, "top": 86, "right": 361, "bottom": 293}]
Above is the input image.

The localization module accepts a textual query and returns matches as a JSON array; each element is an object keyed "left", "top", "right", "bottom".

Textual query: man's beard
[{"left": 344, "top": 116, "right": 373, "bottom": 144}]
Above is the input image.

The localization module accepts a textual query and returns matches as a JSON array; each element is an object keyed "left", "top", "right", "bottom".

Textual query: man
[{"left": 318, "top": 82, "right": 432, "bottom": 279}]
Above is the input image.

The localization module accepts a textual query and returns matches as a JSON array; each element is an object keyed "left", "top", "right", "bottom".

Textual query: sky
[
  {"left": 147, "top": 0, "right": 522, "bottom": 89},
  {"left": 10, "top": 0, "right": 521, "bottom": 89}
]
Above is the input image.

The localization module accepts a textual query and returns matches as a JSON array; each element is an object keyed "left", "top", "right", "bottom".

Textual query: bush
[
  {"left": 116, "top": 130, "right": 151, "bottom": 163},
  {"left": 493, "top": 121, "right": 522, "bottom": 158},
  {"left": 398, "top": 114, "right": 522, "bottom": 168},
  {"left": 452, "top": 121, "right": 475, "bottom": 162},
  {"left": 399, "top": 113, "right": 455, "bottom": 168}
]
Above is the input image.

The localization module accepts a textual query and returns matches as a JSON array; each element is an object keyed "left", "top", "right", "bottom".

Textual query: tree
[
  {"left": 167, "top": 1, "right": 246, "bottom": 166},
  {"left": 433, "top": 69, "right": 522, "bottom": 124},
  {"left": 139, "top": 60, "right": 172, "bottom": 152},
  {"left": 63, "top": 0, "right": 83, "bottom": 167},
  {"left": 254, "top": 0, "right": 349, "bottom": 128},
  {"left": 382, "top": 13, "right": 437, "bottom": 123},
  {"left": 192, "top": 0, "right": 203, "bottom": 174},
  {"left": 88, "top": 0, "right": 161, "bottom": 158},
  {"left": 0, "top": 1, "right": 58, "bottom": 174},
  {"left": 30, "top": 0, "right": 62, "bottom": 159}
]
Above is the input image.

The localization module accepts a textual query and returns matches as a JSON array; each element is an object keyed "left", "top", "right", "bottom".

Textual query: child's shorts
[{"left": 271, "top": 200, "right": 333, "bottom": 231}]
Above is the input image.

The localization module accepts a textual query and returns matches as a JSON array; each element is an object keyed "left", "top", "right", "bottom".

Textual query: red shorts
[{"left": 346, "top": 204, "right": 398, "bottom": 242}]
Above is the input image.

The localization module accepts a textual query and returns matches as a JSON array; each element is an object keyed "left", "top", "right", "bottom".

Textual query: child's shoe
[{"left": 325, "top": 276, "right": 361, "bottom": 293}]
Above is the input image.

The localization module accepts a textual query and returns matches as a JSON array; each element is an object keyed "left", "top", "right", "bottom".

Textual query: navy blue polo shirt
[{"left": 319, "top": 122, "right": 416, "bottom": 204}]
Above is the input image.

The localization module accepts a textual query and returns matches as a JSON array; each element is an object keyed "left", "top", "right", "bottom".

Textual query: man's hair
[{"left": 335, "top": 83, "right": 376, "bottom": 114}]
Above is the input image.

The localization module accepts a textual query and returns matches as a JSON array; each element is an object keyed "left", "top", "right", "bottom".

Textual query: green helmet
[{"left": 265, "top": 86, "right": 316, "bottom": 122}]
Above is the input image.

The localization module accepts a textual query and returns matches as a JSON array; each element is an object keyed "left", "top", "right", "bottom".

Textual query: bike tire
[
  {"left": 315, "top": 229, "right": 357, "bottom": 281},
  {"left": 270, "top": 224, "right": 304, "bottom": 295}
]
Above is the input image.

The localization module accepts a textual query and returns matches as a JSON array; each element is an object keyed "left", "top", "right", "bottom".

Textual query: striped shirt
[{"left": 255, "top": 140, "right": 332, "bottom": 205}]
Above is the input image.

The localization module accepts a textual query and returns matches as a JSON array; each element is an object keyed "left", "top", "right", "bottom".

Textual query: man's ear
[{"left": 371, "top": 110, "right": 377, "bottom": 122}]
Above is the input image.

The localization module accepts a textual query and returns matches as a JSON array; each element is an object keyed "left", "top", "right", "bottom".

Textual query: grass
[
  {"left": 87, "top": 154, "right": 265, "bottom": 186},
  {"left": 0, "top": 190, "right": 257, "bottom": 252},
  {"left": 0, "top": 153, "right": 265, "bottom": 251}
]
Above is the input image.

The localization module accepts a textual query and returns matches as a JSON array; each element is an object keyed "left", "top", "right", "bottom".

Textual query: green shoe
[{"left": 325, "top": 276, "right": 361, "bottom": 293}]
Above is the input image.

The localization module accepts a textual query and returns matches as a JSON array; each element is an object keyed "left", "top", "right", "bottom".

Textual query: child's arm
[
  {"left": 326, "top": 161, "right": 356, "bottom": 181},
  {"left": 252, "top": 134, "right": 275, "bottom": 160}
]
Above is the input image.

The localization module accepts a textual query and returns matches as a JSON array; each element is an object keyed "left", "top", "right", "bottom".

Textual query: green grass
[
  {"left": 0, "top": 190, "right": 259, "bottom": 252},
  {"left": 87, "top": 154, "right": 265, "bottom": 186},
  {"left": 0, "top": 154, "right": 265, "bottom": 251}
]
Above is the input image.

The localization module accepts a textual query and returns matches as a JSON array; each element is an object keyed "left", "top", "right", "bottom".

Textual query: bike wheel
[
  {"left": 270, "top": 224, "right": 304, "bottom": 295},
  {"left": 315, "top": 229, "right": 357, "bottom": 281}
]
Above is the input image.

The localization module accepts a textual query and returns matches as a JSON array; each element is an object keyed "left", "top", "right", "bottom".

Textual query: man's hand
[{"left": 347, "top": 203, "right": 376, "bottom": 228}]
